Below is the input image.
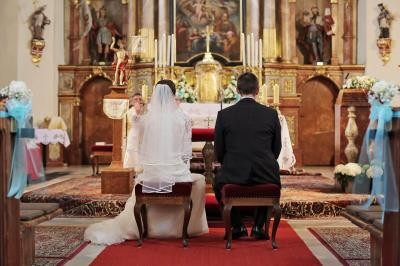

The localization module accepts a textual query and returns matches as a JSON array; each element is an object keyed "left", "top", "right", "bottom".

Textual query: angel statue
[
  {"left": 110, "top": 36, "right": 129, "bottom": 86},
  {"left": 377, "top": 3, "right": 393, "bottom": 39},
  {"left": 29, "top": 5, "right": 51, "bottom": 40}
]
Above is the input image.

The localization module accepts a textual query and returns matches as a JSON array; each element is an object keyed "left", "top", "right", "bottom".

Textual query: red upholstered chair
[
  {"left": 90, "top": 144, "right": 113, "bottom": 176},
  {"left": 221, "top": 184, "right": 282, "bottom": 250},
  {"left": 134, "top": 182, "right": 193, "bottom": 247}
]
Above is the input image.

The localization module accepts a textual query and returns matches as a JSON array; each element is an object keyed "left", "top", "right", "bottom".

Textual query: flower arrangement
[
  {"left": 223, "top": 75, "right": 239, "bottom": 103},
  {"left": 176, "top": 75, "right": 197, "bottom": 103},
  {"left": 368, "top": 80, "right": 400, "bottom": 104},
  {"left": 342, "top": 75, "right": 376, "bottom": 90},
  {"left": 0, "top": 81, "right": 32, "bottom": 104},
  {"left": 334, "top": 163, "right": 362, "bottom": 192}
]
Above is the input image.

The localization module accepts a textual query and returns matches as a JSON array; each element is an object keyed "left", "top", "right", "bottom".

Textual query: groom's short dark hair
[
  {"left": 157, "top": 79, "right": 176, "bottom": 95},
  {"left": 237, "top": 72, "right": 258, "bottom": 95}
]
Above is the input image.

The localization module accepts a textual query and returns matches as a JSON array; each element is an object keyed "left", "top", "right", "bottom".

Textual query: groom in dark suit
[{"left": 214, "top": 72, "right": 282, "bottom": 239}]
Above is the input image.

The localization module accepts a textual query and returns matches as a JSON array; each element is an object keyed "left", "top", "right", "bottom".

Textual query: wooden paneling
[{"left": 0, "top": 118, "right": 20, "bottom": 266}]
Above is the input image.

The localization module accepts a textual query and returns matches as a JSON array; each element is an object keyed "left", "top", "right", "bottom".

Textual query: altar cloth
[{"left": 34, "top": 129, "right": 71, "bottom": 147}]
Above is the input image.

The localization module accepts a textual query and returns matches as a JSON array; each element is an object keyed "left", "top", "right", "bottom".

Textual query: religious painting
[
  {"left": 80, "top": 0, "right": 124, "bottom": 65},
  {"left": 175, "top": 0, "right": 242, "bottom": 63},
  {"left": 295, "top": 0, "right": 333, "bottom": 65}
]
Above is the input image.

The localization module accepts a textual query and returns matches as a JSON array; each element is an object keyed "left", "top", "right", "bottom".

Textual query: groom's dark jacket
[{"left": 214, "top": 98, "right": 282, "bottom": 187}]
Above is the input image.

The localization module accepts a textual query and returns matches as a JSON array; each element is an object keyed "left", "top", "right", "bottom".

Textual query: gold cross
[
  {"left": 205, "top": 26, "right": 210, "bottom": 53},
  {"left": 203, "top": 116, "right": 213, "bottom": 128}
]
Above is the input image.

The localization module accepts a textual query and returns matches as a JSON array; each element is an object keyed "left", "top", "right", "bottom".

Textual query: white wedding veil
[{"left": 137, "top": 83, "right": 192, "bottom": 193}]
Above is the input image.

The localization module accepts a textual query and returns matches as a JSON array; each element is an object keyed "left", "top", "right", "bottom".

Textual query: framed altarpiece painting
[{"left": 174, "top": 0, "right": 243, "bottom": 64}]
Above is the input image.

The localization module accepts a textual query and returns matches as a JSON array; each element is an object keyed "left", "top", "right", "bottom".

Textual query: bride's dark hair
[{"left": 156, "top": 79, "right": 176, "bottom": 95}]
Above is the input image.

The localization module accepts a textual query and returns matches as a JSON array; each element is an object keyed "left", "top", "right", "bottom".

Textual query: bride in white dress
[{"left": 84, "top": 81, "right": 209, "bottom": 245}]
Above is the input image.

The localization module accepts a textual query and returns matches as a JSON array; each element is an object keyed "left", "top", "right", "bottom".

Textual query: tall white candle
[
  {"left": 158, "top": 37, "right": 162, "bottom": 67},
  {"left": 154, "top": 39, "right": 158, "bottom": 69},
  {"left": 246, "top": 34, "right": 250, "bottom": 68},
  {"left": 171, "top": 34, "right": 175, "bottom": 67},
  {"left": 254, "top": 40, "right": 259, "bottom": 69},
  {"left": 162, "top": 34, "right": 166, "bottom": 67},
  {"left": 241, "top": 33, "right": 246, "bottom": 67},
  {"left": 259, "top": 39, "right": 263, "bottom": 68},
  {"left": 251, "top": 33, "right": 255, "bottom": 67},
  {"left": 273, "top": 84, "right": 280, "bottom": 104},
  {"left": 167, "top": 35, "right": 171, "bottom": 67}
]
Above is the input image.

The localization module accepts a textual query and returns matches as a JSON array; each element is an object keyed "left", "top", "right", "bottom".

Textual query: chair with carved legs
[
  {"left": 221, "top": 183, "right": 281, "bottom": 250},
  {"left": 134, "top": 182, "right": 193, "bottom": 247}
]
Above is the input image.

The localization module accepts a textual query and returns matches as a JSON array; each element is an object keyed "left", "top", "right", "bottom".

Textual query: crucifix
[
  {"left": 205, "top": 26, "right": 211, "bottom": 53},
  {"left": 203, "top": 116, "right": 213, "bottom": 128}
]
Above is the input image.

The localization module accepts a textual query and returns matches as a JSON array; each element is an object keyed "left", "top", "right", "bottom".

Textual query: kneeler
[
  {"left": 134, "top": 182, "right": 193, "bottom": 247},
  {"left": 221, "top": 184, "right": 282, "bottom": 250}
]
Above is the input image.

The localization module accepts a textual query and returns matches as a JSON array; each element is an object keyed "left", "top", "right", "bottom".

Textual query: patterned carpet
[
  {"left": 33, "top": 226, "right": 87, "bottom": 266},
  {"left": 309, "top": 227, "right": 370, "bottom": 266},
  {"left": 22, "top": 175, "right": 369, "bottom": 218}
]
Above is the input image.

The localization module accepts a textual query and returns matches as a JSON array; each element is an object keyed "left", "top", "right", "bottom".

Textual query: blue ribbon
[
  {"left": 362, "top": 102, "right": 399, "bottom": 217},
  {"left": 3, "top": 99, "right": 33, "bottom": 199}
]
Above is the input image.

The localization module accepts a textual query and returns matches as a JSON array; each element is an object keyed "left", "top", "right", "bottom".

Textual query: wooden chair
[
  {"left": 90, "top": 144, "right": 113, "bottom": 176},
  {"left": 221, "top": 183, "right": 282, "bottom": 250},
  {"left": 134, "top": 182, "right": 193, "bottom": 247}
]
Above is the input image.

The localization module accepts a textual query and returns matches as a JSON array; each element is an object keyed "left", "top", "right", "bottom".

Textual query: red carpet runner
[{"left": 90, "top": 221, "right": 321, "bottom": 266}]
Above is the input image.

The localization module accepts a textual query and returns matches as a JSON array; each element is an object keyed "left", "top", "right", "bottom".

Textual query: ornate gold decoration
[
  {"left": 344, "top": 106, "right": 359, "bottom": 162},
  {"left": 283, "top": 79, "right": 294, "bottom": 94},
  {"left": 73, "top": 97, "right": 81, "bottom": 107},
  {"left": 330, "top": 0, "right": 338, "bottom": 3},
  {"left": 285, "top": 116, "right": 296, "bottom": 146},
  {"left": 376, "top": 38, "right": 391, "bottom": 65},
  {"left": 31, "top": 39, "right": 45, "bottom": 64},
  {"left": 263, "top": 28, "right": 277, "bottom": 62}
]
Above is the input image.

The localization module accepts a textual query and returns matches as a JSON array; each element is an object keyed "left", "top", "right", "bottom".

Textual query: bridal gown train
[{"left": 84, "top": 173, "right": 208, "bottom": 245}]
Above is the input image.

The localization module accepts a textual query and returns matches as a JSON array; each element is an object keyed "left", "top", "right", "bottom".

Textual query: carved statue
[
  {"left": 29, "top": 5, "right": 51, "bottom": 40},
  {"left": 377, "top": 3, "right": 393, "bottom": 39},
  {"left": 110, "top": 36, "right": 129, "bottom": 86}
]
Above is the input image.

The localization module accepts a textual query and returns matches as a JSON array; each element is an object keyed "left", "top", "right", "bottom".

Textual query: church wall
[
  {"left": 358, "top": 0, "right": 400, "bottom": 84},
  {"left": 0, "top": 1, "right": 19, "bottom": 86},
  {"left": 15, "top": 0, "right": 65, "bottom": 125}
]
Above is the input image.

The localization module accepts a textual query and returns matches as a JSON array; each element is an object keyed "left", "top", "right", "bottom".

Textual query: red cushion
[
  {"left": 222, "top": 184, "right": 281, "bottom": 199},
  {"left": 91, "top": 144, "right": 113, "bottom": 152},
  {"left": 192, "top": 128, "right": 215, "bottom": 142},
  {"left": 135, "top": 182, "right": 192, "bottom": 197}
]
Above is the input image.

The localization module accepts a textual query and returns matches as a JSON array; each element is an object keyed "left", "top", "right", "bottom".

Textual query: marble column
[
  {"left": 141, "top": 0, "right": 154, "bottom": 29},
  {"left": 263, "top": 0, "right": 277, "bottom": 62},
  {"left": 330, "top": 0, "right": 339, "bottom": 65},
  {"left": 69, "top": 1, "right": 80, "bottom": 65},
  {"left": 158, "top": 0, "right": 169, "bottom": 40},
  {"left": 128, "top": 0, "right": 137, "bottom": 37},
  {"left": 247, "top": 0, "right": 260, "bottom": 39},
  {"left": 280, "top": 0, "right": 291, "bottom": 63},
  {"left": 289, "top": 0, "right": 298, "bottom": 63},
  {"left": 343, "top": 0, "right": 353, "bottom": 64}
]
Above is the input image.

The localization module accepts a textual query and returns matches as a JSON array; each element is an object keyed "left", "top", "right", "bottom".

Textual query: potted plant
[{"left": 334, "top": 163, "right": 362, "bottom": 193}]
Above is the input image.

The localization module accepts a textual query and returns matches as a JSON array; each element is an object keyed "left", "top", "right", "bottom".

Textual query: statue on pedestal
[{"left": 110, "top": 37, "right": 129, "bottom": 86}]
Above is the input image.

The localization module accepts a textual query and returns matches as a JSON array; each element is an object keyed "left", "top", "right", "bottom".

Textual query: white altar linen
[
  {"left": 180, "top": 103, "right": 296, "bottom": 171},
  {"left": 34, "top": 129, "right": 71, "bottom": 147}
]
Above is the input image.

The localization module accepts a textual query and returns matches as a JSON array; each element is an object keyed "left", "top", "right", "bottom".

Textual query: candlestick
[
  {"left": 241, "top": 33, "right": 245, "bottom": 68},
  {"left": 171, "top": 34, "right": 175, "bottom": 67},
  {"left": 273, "top": 83, "right": 280, "bottom": 104},
  {"left": 246, "top": 34, "right": 250, "bottom": 68},
  {"left": 167, "top": 35, "right": 171, "bottom": 67},
  {"left": 154, "top": 39, "right": 158, "bottom": 69},
  {"left": 259, "top": 39, "right": 263, "bottom": 69}
]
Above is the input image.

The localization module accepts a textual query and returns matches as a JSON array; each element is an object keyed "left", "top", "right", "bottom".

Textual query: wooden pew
[
  {"left": 343, "top": 110, "right": 400, "bottom": 266},
  {"left": 0, "top": 118, "right": 21, "bottom": 266}
]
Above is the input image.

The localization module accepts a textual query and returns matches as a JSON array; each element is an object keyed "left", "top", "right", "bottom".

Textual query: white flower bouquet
[
  {"left": 368, "top": 80, "right": 400, "bottom": 104},
  {"left": 343, "top": 75, "right": 376, "bottom": 90},
  {"left": 334, "top": 162, "right": 362, "bottom": 192},
  {"left": 223, "top": 76, "right": 239, "bottom": 103},
  {"left": 176, "top": 76, "right": 197, "bottom": 103}
]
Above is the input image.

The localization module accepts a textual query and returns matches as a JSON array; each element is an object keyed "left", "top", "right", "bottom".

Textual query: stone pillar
[
  {"left": 128, "top": 0, "right": 137, "bottom": 37},
  {"left": 343, "top": 0, "right": 353, "bottom": 64},
  {"left": 330, "top": 0, "right": 339, "bottom": 65},
  {"left": 280, "top": 0, "right": 291, "bottom": 63},
  {"left": 247, "top": 0, "right": 260, "bottom": 39},
  {"left": 263, "top": 0, "right": 277, "bottom": 62},
  {"left": 289, "top": 0, "right": 298, "bottom": 63},
  {"left": 158, "top": 0, "right": 169, "bottom": 40}
]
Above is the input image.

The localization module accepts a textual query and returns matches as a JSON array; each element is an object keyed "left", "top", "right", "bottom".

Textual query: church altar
[
  {"left": 182, "top": 103, "right": 296, "bottom": 171},
  {"left": 34, "top": 129, "right": 70, "bottom": 167}
]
